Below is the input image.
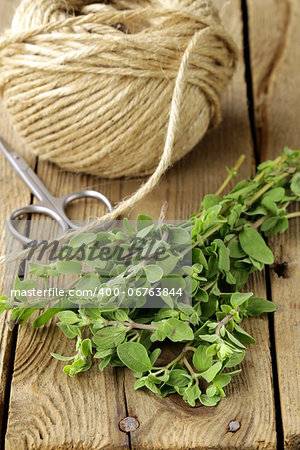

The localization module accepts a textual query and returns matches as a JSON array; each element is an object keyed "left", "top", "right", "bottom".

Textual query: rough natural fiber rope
[{"left": 0, "top": 0, "right": 238, "bottom": 228}]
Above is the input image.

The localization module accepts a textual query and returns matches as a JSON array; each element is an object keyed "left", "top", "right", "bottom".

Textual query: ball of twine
[{"left": 0, "top": 0, "right": 238, "bottom": 223}]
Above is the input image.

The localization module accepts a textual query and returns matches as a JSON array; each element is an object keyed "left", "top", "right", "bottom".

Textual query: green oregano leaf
[
  {"left": 93, "top": 326, "right": 127, "bottom": 350},
  {"left": 230, "top": 292, "right": 253, "bottom": 309},
  {"left": 117, "top": 342, "right": 152, "bottom": 372},
  {"left": 291, "top": 172, "right": 300, "bottom": 196},
  {"left": 57, "top": 311, "right": 79, "bottom": 325},
  {"left": 201, "top": 362, "right": 222, "bottom": 383},
  {"left": 169, "top": 227, "right": 191, "bottom": 245},
  {"left": 225, "top": 350, "right": 246, "bottom": 368},
  {"left": 164, "top": 318, "right": 194, "bottom": 342},
  {"left": 214, "top": 239, "right": 230, "bottom": 273},
  {"left": 192, "top": 345, "right": 213, "bottom": 372},
  {"left": 69, "top": 233, "right": 96, "bottom": 248},
  {"left": 137, "top": 215, "right": 153, "bottom": 231},
  {"left": 144, "top": 265, "right": 164, "bottom": 283},
  {"left": 56, "top": 261, "right": 82, "bottom": 274},
  {"left": 50, "top": 352, "right": 75, "bottom": 362},
  {"left": 33, "top": 307, "right": 62, "bottom": 328},
  {"left": 246, "top": 297, "right": 276, "bottom": 316},
  {"left": 80, "top": 338, "right": 93, "bottom": 357},
  {"left": 239, "top": 226, "right": 274, "bottom": 264},
  {"left": 58, "top": 323, "right": 81, "bottom": 339},
  {"left": 263, "top": 187, "right": 285, "bottom": 202},
  {"left": 150, "top": 348, "right": 161, "bottom": 365},
  {"left": 167, "top": 369, "right": 191, "bottom": 387},
  {"left": 200, "top": 394, "right": 220, "bottom": 406},
  {"left": 201, "top": 194, "right": 222, "bottom": 210}
]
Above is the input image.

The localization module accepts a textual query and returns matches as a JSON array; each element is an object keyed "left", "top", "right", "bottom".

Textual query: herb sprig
[{"left": 1, "top": 148, "right": 300, "bottom": 407}]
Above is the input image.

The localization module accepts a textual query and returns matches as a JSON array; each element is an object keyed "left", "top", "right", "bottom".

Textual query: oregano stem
[
  {"left": 215, "top": 154, "right": 245, "bottom": 196},
  {"left": 286, "top": 211, "right": 300, "bottom": 219},
  {"left": 216, "top": 312, "right": 236, "bottom": 337},
  {"left": 247, "top": 172, "right": 291, "bottom": 207},
  {"left": 183, "top": 356, "right": 198, "bottom": 381},
  {"left": 126, "top": 321, "right": 157, "bottom": 331}
]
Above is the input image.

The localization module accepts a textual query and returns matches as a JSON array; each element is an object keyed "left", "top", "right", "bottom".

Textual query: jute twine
[{"left": 0, "top": 0, "right": 238, "bottom": 240}]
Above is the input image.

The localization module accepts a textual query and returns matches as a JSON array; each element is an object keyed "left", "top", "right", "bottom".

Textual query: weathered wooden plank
[
  {"left": 0, "top": 0, "right": 34, "bottom": 443},
  {"left": 122, "top": 1, "right": 277, "bottom": 449},
  {"left": 248, "top": 0, "right": 300, "bottom": 447},
  {"left": 4, "top": 164, "right": 129, "bottom": 449},
  {"left": 0, "top": 130, "right": 30, "bottom": 447},
  {"left": 0, "top": 6, "right": 128, "bottom": 447}
]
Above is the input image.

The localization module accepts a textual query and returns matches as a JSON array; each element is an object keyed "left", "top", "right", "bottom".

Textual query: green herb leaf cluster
[{"left": 1, "top": 148, "right": 300, "bottom": 407}]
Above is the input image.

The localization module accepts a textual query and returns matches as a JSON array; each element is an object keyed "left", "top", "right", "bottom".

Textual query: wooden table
[{"left": 0, "top": 1, "right": 299, "bottom": 449}]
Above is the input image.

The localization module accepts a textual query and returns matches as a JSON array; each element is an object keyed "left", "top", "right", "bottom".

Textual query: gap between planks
[
  {"left": 241, "top": 1, "right": 285, "bottom": 448},
  {"left": 247, "top": 0, "right": 300, "bottom": 447}
]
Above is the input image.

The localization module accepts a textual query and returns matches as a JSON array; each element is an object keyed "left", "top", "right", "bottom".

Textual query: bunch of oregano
[{"left": 1, "top": 148, "right": 300, "bottom": 407}]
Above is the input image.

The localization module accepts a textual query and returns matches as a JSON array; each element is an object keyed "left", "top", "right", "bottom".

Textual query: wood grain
[
  {"left": 0, "top": 5, "right": 128, "bottom": 449},
  {"left": 0, "top": 0, "right": 34, "bottom": 443},
  {"left": 248, "top": 0, "right": 300, "bottom": 447},
  {"left": 0, "top": 132, "right": 29, "bottom": 445},
  {"left": 4, "top": 165, "right": 129, "bottom": 450}
]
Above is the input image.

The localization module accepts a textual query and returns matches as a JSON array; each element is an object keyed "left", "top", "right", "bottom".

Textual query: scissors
[{"left": 0, "top": 137, "right": 113, "bottom": 245}]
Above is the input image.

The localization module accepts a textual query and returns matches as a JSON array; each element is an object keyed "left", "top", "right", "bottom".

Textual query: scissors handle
[
  {"left": 61, "top": 189, "right": 113, "bottom": 228},
  {"left": 1, "top": 137, "right": 113, "bottom": 245},
  {"left": 7, "top": 205, "right": 70, "bottom": 245},
  {"left": 8, "top": 190, "right": 113, "bottom": 245}
]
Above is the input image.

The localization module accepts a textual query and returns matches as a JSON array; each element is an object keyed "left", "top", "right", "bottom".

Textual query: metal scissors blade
[
  {"left": 0, "top": 137, "right": 113, "bottom": 244},
  {"left": 0, "top": 137, "right": 54, "bottom": 204}
]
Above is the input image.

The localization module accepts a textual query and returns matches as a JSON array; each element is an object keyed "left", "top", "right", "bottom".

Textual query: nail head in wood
[
  {"left": 119, "top": 416, "right": 139, "bottom": 433},
  {"left": 228, "top": 420, "right": 241, "bottom": 432}
]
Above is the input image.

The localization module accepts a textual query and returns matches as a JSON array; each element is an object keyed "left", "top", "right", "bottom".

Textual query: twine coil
[{"left": 0, "top": 0, "right": 238, "bottom": 223}]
